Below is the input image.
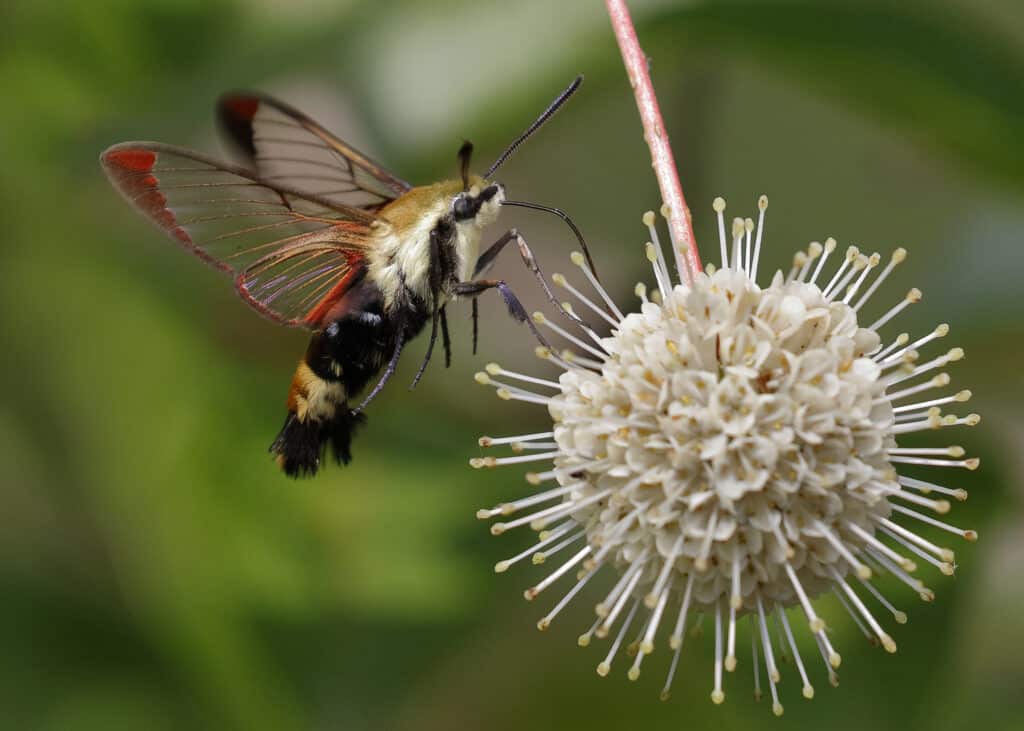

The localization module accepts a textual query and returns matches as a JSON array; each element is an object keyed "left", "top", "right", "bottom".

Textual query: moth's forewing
[
  {"left": 101, "top": 142, "right": 376, "bottom": 326},
  {"left": 217, "top": 93, "right": 412, "bottom": 211}
]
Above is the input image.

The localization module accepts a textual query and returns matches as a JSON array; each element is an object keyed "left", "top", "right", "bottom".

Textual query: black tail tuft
[{"left": 270, "top": 410, "right": 367, "bottom": 478}]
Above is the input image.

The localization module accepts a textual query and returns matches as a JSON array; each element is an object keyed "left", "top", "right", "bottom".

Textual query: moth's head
[{"left": 451, "top": 175, "right": 504, "bottom": 228}]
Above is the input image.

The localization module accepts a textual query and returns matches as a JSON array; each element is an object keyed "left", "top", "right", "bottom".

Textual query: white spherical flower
[{"left": 471, "top": 198, "right": 980, "bottom": 714}]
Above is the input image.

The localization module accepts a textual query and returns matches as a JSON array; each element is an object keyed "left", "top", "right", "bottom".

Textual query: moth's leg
[
  {"left": 452, "top": 278, "right": 553, "bottom": 351},
  {"left": 476, "top": 228, "right": 589, "bottom": 330},
  {"left": 474, "top": 229, "right": 517, "bottom": 276},
  {"left": 471, "top": 298, "right": 479, "bottom": 355},
  {"left": 409, "top": 308, "right": 439, "bottom": 390},
  {"left": 439, "top": 305, "right": 452, "bottom": 367},
  {"left": 351, "top": 329, "right": 405, "bottom": 416},
  {"left": 407, "top": 225, "right": 452, "bottom": 390}
]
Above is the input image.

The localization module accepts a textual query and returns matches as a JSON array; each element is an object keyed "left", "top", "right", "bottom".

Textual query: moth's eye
[{"left": 453, "top": 195, "right": 476, "bottom": 221}]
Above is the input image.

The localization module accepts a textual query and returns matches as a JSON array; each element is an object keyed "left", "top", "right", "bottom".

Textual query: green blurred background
[{"left": 2, "top": 0, "right": 1022, "bottom": 729}]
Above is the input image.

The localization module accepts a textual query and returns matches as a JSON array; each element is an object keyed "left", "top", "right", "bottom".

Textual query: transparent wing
[
  {"left": 218, "top": 92, "right": 412, "bottom": 210},
  {"left": 101, "top": 142, "right": 375, "bottom": 327}
]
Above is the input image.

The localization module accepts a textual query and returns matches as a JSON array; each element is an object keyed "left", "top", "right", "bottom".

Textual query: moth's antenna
[
  {"left": 484, "top": 75, "right": 583, "bottom": 180},
  {"left": 458, "top": 141, "right": 474, "bottom": 191},
  {"left": 501, "top": 199, "right": 599, "bottom": 279}
]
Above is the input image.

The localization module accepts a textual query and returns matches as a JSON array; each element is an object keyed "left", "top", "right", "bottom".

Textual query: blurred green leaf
[{"left": 644, "top": 0, "right": 1024, "bottom": 190}]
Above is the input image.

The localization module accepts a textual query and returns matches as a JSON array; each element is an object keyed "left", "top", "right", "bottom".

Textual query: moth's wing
[
  {"left": 101, "top": 142, "right": 379, "bottom": 328},
  {"left": 217, "top": 92, "right": 412, "bottom": 211}
]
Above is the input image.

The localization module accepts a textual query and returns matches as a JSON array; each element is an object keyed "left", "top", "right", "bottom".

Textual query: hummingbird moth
[{"left": 102, "top": 76, "right": 592, "bottom": 476}]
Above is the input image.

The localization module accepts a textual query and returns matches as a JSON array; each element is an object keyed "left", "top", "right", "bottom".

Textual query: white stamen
[
  {"left": 777, "top": 605, "right": 814, "bottom": 698},
  {"left": 893, "top": 408, "right": 936, "bottom": 423},
  {"left": 644, "top": 535, "right": 683, "bottom": 608},
  {"left": 644, "top": 210, "right": 673, "bottom": 293},
  {"left": 832, "top": 585, "right": 874, "bottom": 641},
  {"left": 881, "top": 373, "right": 951, "bottom": 404},
  {"left": 484, "top": 362, "right": 561, "bottom": 389},
  {"left": 865, "top": 546, "right": 932, "bottom": 601},
  {"left": 536, "top": 561, "right": 602, "bottom": 631},
  {"left": 755, "top": 596, "right": 780, "bottom": 683},
  {"left": 559, "top": 348, "right": 606, "bottom": 370},
  {"left": 869, "top": 288, "right": 921, "bottom": 331},
  {"left": 808, "top": 236, "right": 836, "bottom": 285},
  {"left": 477, "top": 482, "right": 581, "bottom": 519},
  {"left": 884, "top": 348, "right": 964, "bottom": 387},
  {"left": 640, "top": 574, "right": 674, "bottom": 654},
  {"left": 881, "top": 528, "right": 955, "bottom": 575},
  {"left": 658, "top": 204, "right": 688, "bottom": 285},
  {"left": 744, "top": 218, "right": 754, "bottom": 275},
  {"left": 829, "top": 567, "right": 896, "bottom": 652},
  {"left": 645, "top": 241, "right": 671, "bottom": 299},
  {"left": 890, "top": 488, "right": 952, "bottom": 514},
  {"left": 891, "top": 388, "right": 970, "bottom": 414},
  {"left": 813, "top": 633, "right": 841, "bottom": 687},
  {"left": 486, "top": 450, "right": 561, "bottom": 467},
  {"left": 824, "top": 253, "right": 867, "bottom": 301},
  {"left": 478, "top": 431, "right": 554, "bottom": 447},
  {"left": 889, "top": 455, "right": 976, "bottom": 469},
  {"left": 751, "top": 195, "right": 768, "bottom": 283},
  {"left": 711, "top": 600, "right": 725, "bottom": 704},
  {"left": 797, "top": 241, "right": 820, "bottom": 282},
  {"left": 492, "top": 520, "right": 575, "bottom": 572},
  {"left": 880, "top": 324, "right": 948, "bottom": 366},
  {"left": 873, "top": 333, "right": 910, "bottom": 362},
  {"left": 533, "top": 528, "right": 587, "bottom": 565},
  {"left": 532, "top": 312, "right": 607, "bottom": 360},
  {"left": 899, "top": 474, "right": 968, "bottom": 501},
  {"left": 784, "top": 562, "right": 825, "bottom": 633},
  {"left": 751, "top": 624, "right": 763, "bottom": 701},
  {"left": 726, "top": 599, "right": 738, "bottom": 672},
  {"left": 714, "top": 197, "right": 728, "bottom": 270},
  {"left": 815, "top": 521, "right": 871, "bottom": 579},
  {"left": 889, "top": 446, "right": 963, "bottom": 457},
  {"left": 756, "top": 599, "right": 784, "bottom": 716},
  {"left": 627, "top": 613, "right": 653, "bottom": 680},
  {"left": 786, "top": 251, "right": 808, "bottom": 283},
  {"left": 493, "top": 388, "right": 551, "bottom": 406},
  {"left": 551, "top": 273, "right": 619, "bottom": 327},
  {"left": 890, "top": 415, "right": 942, "bottom": 435},
  {"left": 490, "top": 488, "right": 610, "bottom": 534},
  {"left": 598, "top": 551, "right": 648, "bottom": 635},
  {"left": 821, "top": 245, "right": 858, "bottom": 298},
  {"left": 695, "top": 508, "right": 719, "bottom": 572},
  {"left": 856, "top": 574, "right": 909, "bottom": 624},
  {"left": 597, "top": 598, "right": 641, "bottom": 676},
  {"left": 877, "top": 517, "right": 954, "bottom": 562},
  {"left": 511, "top": 441, "right": 560, "bottom": 451},
  {"left": 576, "top": 614, "right": 602, "bottom": 647},
  {"left": 845, "top": 520, "right": 917, "bottom": 571},
  {"left": 570, "top": 251, "right": 624, "bottom": 321},
  {"left": 668, "top": 574, "right": 696, "bottom": 650},
  {"left": 731, "top": 217, "right": 745, "bottom": 271},
  {"left": 889, "top": 504, "right": 977, "bottom": 541},
  {"left": 523, "top": 545, "right": 591, "bottom": 600},
  {"left": 843, "top": 252, "right": 880, "bottom": 303},
  {"left": 660, "top": 640, "right": 684, "bottom": 701},
  {"left": 853, "top": 247, "right": 905, "bottom": 312}
]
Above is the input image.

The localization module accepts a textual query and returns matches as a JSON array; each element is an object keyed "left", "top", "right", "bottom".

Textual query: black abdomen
[{"left": 270, "top": 278, "right": 430, "bottom": 477}]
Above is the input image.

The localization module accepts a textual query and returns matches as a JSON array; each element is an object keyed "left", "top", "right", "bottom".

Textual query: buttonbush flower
[{"left": 471, "top": 199, "right": 979, "bottom": 714}]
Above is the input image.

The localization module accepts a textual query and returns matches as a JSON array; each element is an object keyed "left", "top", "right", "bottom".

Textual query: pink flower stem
[{"left": 604, "top": 0, "right": 702, "bottom": 282}]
